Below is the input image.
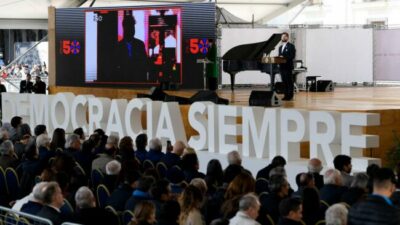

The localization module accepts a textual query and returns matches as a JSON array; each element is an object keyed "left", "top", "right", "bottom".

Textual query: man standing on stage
[{"left": 279, "top": 32, "right": 296, "bottom": 101}]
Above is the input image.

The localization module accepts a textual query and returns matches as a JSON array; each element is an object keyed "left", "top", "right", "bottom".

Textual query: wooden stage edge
[{"left": 49, "top": 85, "right": 400, "bottom": 166}]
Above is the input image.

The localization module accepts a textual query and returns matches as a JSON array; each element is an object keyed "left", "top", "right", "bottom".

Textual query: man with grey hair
[
  {"left": 227, "top": 150, "right": 242, "bottom": 166},
  {"left": 308, "top": 158, "right": 324, "bottom": 189},
  {"left": 20, "top": 181, "right": 48, "bottom": 215},
  {"left": 37, "top": 182, "right": 67, "bottom": 225},
  {"left": 146, "top": 137, "right": 165, "bottom": 164},
  {"left": 65, "top": 134, "right": 81, "bottom": 154},
  {"left": 12, "top": 181, "right": 48, "bottom": 212},
  {"left": 36, "top": 133, "right": 54, "bottom": 162},
  {"left": 92, "top": 135, "right": 119, "bottom": 174},
  {"left": 0, "top": 140, "right": 18, "bottom": 169},
  {"left": 74, "top": 186, "right": 117, "bottom": 224},
  {"left": 341, "top": 172, "right": 370, "bottom": 206},
  {"left": 104, "top": 160, "right": 121, "bottom": 191},
  {"left": 229, "top": 193, "right": 261, "bottom": 225},
  {"left": 325, "top": 203, "right": 348, "bottom": 225},
  {"left": 320, "top": 168, "right": 347, "bottom": 205},
  {"left": 160, "top": 140, "right": 185, "bottom": 168}
]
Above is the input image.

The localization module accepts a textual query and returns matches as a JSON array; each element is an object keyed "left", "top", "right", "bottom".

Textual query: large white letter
[
  {"left": 218, "top": 105, "right": 242, "bottom": 154},
  {"left": 280, "top": 109, "right": 309, "bottom": 161},
  {"left": 188, "top": 102, "right": 214, "bottom": 150},
  {"left": 50, "top": 93, "right": 75, "bottom": 132},
  {"left": 71, "top": 95, "right": 93, "bottom": 135},
  {"left": 2, "top": 93, "right": 18, "bottom": 124},
  {"left": 88, "top": 97, "right": 111, "bottom": 134},
  {"left": 146, "top": 101, "right": 162, "bottom": 140},
  {"left": 341, "top": 113, "right": 380, "bottom": 170},
  {"left": 309, "top": 111, "right": 341, "bottom": 166},
  {"left": 29, "top": 94, "right": 52, "bottom": 132},
  {"left": 242, "top": 107, "right": 277, "bottom": 159},
  {"left": 155, "top": 102, "right": 187, "bottom": 144},
  {"left": 207, "top": 104, "right": 219, "bottom": 153},
  {"left": 106, "top": 99, "right": 127, "bottom": 137},
  {"left": 125, "top": 98, "right": 151, "bottom": 138}
]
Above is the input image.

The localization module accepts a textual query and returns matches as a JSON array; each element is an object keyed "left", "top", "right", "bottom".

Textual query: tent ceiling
[{"left": 0, "top": 0, "right": 305, "bottom": 24}]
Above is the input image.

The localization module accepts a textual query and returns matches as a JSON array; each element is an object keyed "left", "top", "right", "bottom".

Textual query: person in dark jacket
[
  {"left": 146, "top": 138, "right": 165, "bottom": 165},
  {"left": 348, "top": 168, "right": 400, "bottom": 225},
  {"left": 19, "top": 73, "right": 33, "bottom": 93},
  {"left": 319, "top": 169, "right": 347, "bottom": 206},
  {"left": 159, "top": 141, "right": 184, "bottom": 168},
  {"left": 307, "top": 158, "right": 324, "bottom": 189},
  {"left": 107, "top": 171, "right": 140, "bottom": 211},
  {"left": 32, "top": 76, "right": 46, "bottom": 94},
  {"left": 157, "top": 200, "right": 180, "bottom": 225},
  {"left": 125, "top": 176, "right": 155, "bottom": 211},
  {"left": 73, "top": 186, "right": 118, "bottom": 225},
  {"left": 37, "top": 182, "right": 69, "bottom": 225},
  {"left": 278, "top": 32, "right": 296, "bottom": 101},
  {"left": 135, "top": 133, "right": 148, "bottom": 163},
  {"left": 20, "top": 182, "right": 48, "bottom": 215},
  {"left": 256, "top": 156, "right": 286, "bottom": 180},
  {"left": 277, "top": 198, "right": 303, "bottom": 225}
]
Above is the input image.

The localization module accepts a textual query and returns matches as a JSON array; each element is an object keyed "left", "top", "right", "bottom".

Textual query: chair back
[
  {"left": 91, "top": 169, "right": 104, "bottom": 189},
  {"left": 0, "top": 167, "right": 7, "bottom": 195},
  {"left": 143, "top": 160, "right": 155, "bottom": 170},
  {"left": 60, "top": 199, "right": 74, "bottom": 215},
  {"left": 255, "top": 178, "right": 269, "bottom": 194},
  {"left": 97, "top": 184, "right": 111, "bottom": 208},
  {"left": 5, "top": 167, "right": 20, "bottom": 198},
  {"left": 122, "top": 210, "right": 134, "bottom": 225},
  {"left": 156, "top": 162, "right": 168, "bottom": 178}
]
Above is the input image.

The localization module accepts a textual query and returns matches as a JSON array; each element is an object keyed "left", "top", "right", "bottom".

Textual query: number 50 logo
[
  {"left": 60, "top": 40, "right": 81, "bottom": 55},
  {"left": 189, "top": 38, "right": 209, "bottom": 55}
]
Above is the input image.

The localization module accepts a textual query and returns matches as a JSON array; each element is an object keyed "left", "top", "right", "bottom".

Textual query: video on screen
[{"left": 85, "top": 8, "right": 182, "bottom": 84}]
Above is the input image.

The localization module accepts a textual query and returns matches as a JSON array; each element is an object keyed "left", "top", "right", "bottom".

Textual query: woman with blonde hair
[
  {"left": 128, "top": 201, "right": 157, "bottom": 225},
  {"left": 178, "top": 185, "right": 205, "bottom": 225}
]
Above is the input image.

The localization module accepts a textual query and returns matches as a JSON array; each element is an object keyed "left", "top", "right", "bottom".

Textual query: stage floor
[{"left": 166, "top": 86, "right": 400, "bottom": 111}]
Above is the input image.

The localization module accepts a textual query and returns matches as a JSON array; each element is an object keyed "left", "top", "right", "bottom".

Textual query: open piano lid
[{"left": 222, "top": 33, "right": 282, "bottom": 61}]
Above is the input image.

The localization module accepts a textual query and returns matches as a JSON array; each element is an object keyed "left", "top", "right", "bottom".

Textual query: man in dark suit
[
  {"left": 20, "top": 181, "right": 47, "bottom": 215},
  {"left": 278, "top": 32, "right": 296, "bottom": 101},
  {"left": 348, "top": 168, "right": 400, "bottom": 225},
  {"left": 114, "top": 12, "right": 149, "bottom": 83},
  {"left": 277, "top": 198, "right": 303, "bottom": 225},
  {"left": 307, "top": 158, "right": 324, "bottom": 189},
  {"left": 19, "top": 73, "right": 33, "bottom": 93},
  {"left": 319, "top": 168, "right": 347, "bottom": 205},
  {"left": 33, "top": 76, "right": 46, "bottom": 94},
  {"left": 37, "top": 182, "right": 68, "bottom": 225}
]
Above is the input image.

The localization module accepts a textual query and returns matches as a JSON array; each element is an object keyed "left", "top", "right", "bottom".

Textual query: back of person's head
[
  {"left": 55, "top": 171, "right": 70, "bottom": 192},
  {"left": 299, "top": 173, "right": 314, "bottom": 187},
  {"left": 41, "top": 181, "right": 60, "bottom": 205},
  {"left": 34, "top": 124, "right": 47, "bottom": 137},
  {"left": 269, "top": 166, "right": 286, "bottom": 177},
  {"left": 279, "top": 198, "right": 302, "bottom": 220},
  {"left": 308, "top": 158, "right": 323, "bottom": 173},
  {"left": 268, "top": 175, "right": 288, "bottom": 194},
  {"left": 51, "top": 128, "right": 66, "bottom": 149},
  {"left": 150, "top": 179, "right": 171, "bottom": 201},
  {"left": 106, "top": 160, "right": 121, "bottom": 176},
  {"left": 324, "top": 168, "right": 342, "bottom": 186},
  {"left": 271, "top": 156, "right": 286, "bottom": 167},
  {"left": 172, "top": 141, "right": 185, "bottom": 156},
  {"left": 190, "top": 178, "right": 208, "bottom": 196},
  {"left": 65, "top": 134, "right": 80, "bottom": 149},
  {"left": 301, "top": 187, "right": 320, "bottom": 216},
  {"left": 81, "top": 139, "right": 95, "bottom": 154},
  {"left": 325, "top": 203, "right": 348, "bottom": 225},
  {"left": 131, "top": 201, "right": 156, "bottom": 225},
  {"left": 106, "top": 135, "right": 119, "bottom": 150},
  {"left": 238, "top": 193, "right": 260, "bottom": 219},
  {"left": 73, "top": 127, "right": 84, "bottom": 140},
  {"left": 351, "top": 172, "right": 369, "bottom": 189},
  {"left": 137, "top": 176, "right": 155, "bottom": 192},
  {"left": 373, "top": 167, "right": 396, "bottom": 193},
  {"left": 148, "top": 138, "right": 162, "bottom": 151},
  {"left": 159, "top": 200, "right": 180, "bottom": 223},
  {"left": 119, "top": 136, "right": 134, "bottom": 150},
  {"left": 206, "top": 159, "right": 223, "bottom": 178},
  {"left": 367, "top": 164, "right": 380, "bottom": 178},
  {"left": 32, "top": 181, "right": 48, "bottom": 203},
  {"left": 135, "top": 133, "right": 148, "bottom": 150},
  {"left": 0, "top": 140, "right": 14, "bottom": 156},
  {"left": 223, "top": 164, "right": 243, "bottom": 184},
  {"left": 179, "top": 185, "right": 203, "bottom": 213},
  {"left": 181, "top": 153, "right": 199, "bottom": 171},
  {"left": 225, "top": 172, "right": 255, "bottom": 199},
  {"left": 10, "top": 116, "right": 22, "bottom": 128},
  {"left": 24, "top": 137, "right": 38, "bottom": 160},
  {"left": 75, "top": 186, "right": 96, "bottom": 209},
  {"left": 17, "top": 123, "right": 31, "bottom": 139},
  {"left": 36, "top": 134, "right": 50, "bottom": 148},
  {"left": 333, "top": 155, "right": 352, "bottom": 172},
  {"left": 183, "top": 147, "right": 196, "bottom": 156},
  {"left": 227, "top": 150, "right": 242, "bottom": 165}
]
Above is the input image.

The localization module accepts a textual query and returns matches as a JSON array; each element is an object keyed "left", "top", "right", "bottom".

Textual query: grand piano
[{"left": 222, "top": 33, "right": 286, "bottom": 91}]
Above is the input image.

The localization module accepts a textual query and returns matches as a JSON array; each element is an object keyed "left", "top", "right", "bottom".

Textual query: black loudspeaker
[
  {"left": 190, "top": 90, "right": 229, "bottom": 105},
  {"left": 137, "top": 87, "right": 167, "bottom": 101},
  {"left": 310, "top": 80, "right": 334, "bottom": 92},
  {"left": 249, "top": 91, "right": 281, "bottom": 107}
]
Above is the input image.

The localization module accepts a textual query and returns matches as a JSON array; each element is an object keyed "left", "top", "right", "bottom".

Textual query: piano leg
[{"left": 230, "top": 73, "right": 236, "bottom": 91}]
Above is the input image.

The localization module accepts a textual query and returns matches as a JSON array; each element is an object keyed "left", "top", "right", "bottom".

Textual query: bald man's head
[
  {"left": 172, "top": 141, "right": 186, "bottom": 156},
  {"left": 308, "top": 158, "right": 323, "bottom": 173}
]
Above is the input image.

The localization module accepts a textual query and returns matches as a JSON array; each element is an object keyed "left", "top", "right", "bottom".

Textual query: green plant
[{"left": 386, "top": 130, "right": 400, "bottom": 169}]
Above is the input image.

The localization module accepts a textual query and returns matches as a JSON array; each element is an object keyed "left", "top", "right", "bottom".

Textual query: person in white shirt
[{"left": 229, "top": 193, "right": 261, "bottom": 225}]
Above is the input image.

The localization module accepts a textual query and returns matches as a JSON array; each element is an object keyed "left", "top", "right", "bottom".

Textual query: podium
[{"left": 197, "top": 58, "right": 213, "bottom": 90}]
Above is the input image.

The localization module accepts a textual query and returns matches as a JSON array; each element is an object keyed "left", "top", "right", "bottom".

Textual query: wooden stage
[{"left": 50, "top": 86, "right": 400, "bottom": 165}]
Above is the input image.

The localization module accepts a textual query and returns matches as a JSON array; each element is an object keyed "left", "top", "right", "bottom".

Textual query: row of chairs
[{"left": 0, "top": 167, "right": 20, "bottom": 199}]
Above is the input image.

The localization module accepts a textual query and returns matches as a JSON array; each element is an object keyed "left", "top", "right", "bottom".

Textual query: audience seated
[
  {"left": 325, "top": 203, "right": 348, "bottom": 225},
  {"left": 9, "top": 116, "right": 22, "bottom": 143},
  {"left": 160, "top": 141, "right": 185, "bottom": 168},
  {"left": 348, "top": 168, "right": 400, "bottom": 225},
  {"left": 292, "top": 172, "right": 314, "bottom": 198},
  {"left": 223, "top": 151, "right": 251, "bottom": 184},
  {"left": 320, "top": 168, "right": 347, "bottom": 206},
  {"left": 179, "top": 185, "right": 205, "bottom": 225},
  {"left": 107, "top": 170, "right": 140, "bottom": 211},
  {"left": 92, "top": 135, "right": 119, "bottom": 174},
  {"left": 307, "top": 158, "right": 324, "bottom": 189},
  {"left": 334, "top": 155, "right": 354, "bottom": 187},
  {"left": 301, "top": 187, "right": 325, "bottom": 225},
  {"left": 103, "top": 160, "right": 121, "bottom": 192},
  {"left": 341, "top": 172, "right": 369, "bottom": 206},
  {"left": 118, "top": 136, "right": 135, "bottom": 161},
  {"left": 229, "top": 193, "right": 261, "bottom": 225},
  {"left": 182, "top": 153, "right": 205, "bottom": 182},
  {"left": 34, "top": 124, "right": 47, "bottom": 137},
  {"left": 0, "top": 140, "right": 19, "bottom": 169},
  {"left": 129, "top": 201, "right": 157, "bottom": 225},
  {"left": 157, "top": 200, "right": 181, "bottom": 225},
  {"left": 73, "top": 186, "right": 117, "bottom": 225},
  {"left": 257, "top": 156, "right": 286, "bottom": 180},
  {"left": 125, "top": 176, "right": 155, "bottom": 210},
  {"left": 277, "top": 198, "right": 303, "bottom": 225}
]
